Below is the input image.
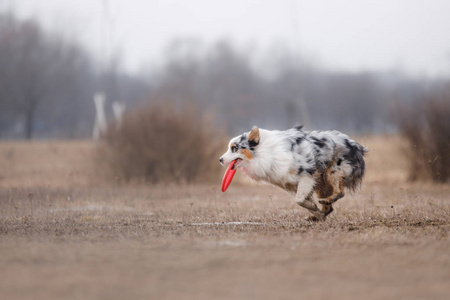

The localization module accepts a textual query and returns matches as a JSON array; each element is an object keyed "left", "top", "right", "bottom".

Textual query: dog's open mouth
[{"left": 231, "top": 158, "right": 242, "bottom": 170}]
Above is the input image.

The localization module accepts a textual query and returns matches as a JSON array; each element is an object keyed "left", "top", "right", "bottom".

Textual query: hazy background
[{"left": 1, "top": 0, "right": 450, "bottom": 139}]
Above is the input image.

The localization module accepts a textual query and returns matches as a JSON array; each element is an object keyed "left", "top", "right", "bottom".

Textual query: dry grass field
[{"left": 0, "top": 136, "right": 449, "bottom": 300}]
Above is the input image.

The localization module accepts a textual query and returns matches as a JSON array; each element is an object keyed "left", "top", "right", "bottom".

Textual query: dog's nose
[{"left": 219, "top": 157, "right": 224, "bottom": 164}]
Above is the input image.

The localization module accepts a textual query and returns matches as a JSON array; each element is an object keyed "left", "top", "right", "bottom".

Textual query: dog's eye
[{"left": 231, "top": 145, "right": 238, "bottom": 153}]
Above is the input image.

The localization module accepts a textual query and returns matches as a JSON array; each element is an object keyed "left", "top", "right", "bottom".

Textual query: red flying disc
[{"left": 221, "top": 160, "right": 237, "bottom": 192}]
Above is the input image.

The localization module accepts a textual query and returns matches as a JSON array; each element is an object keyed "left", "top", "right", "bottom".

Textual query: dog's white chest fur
[{"left": 241, "top": 130, "right": 299, "bottom": 188}]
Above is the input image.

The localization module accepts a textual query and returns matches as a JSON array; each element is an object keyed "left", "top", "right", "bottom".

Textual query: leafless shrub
[
  {"left": 100, "top": 101, "right": 225, "bottom": 183},
  {"left": 398, "top": 90, "right": 450, "bottom": 182}
]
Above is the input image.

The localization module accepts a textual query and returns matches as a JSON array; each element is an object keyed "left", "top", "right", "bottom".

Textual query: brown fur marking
[
  {"left": 241, "top": 149, "right": 253, "bottom": 160},
  {"left": 248, "top": 126, "right": 260, "bottom": 144}
]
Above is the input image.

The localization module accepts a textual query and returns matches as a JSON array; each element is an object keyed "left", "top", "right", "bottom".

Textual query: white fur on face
[{"left": 219, "top": 136, "right": 247, "bottom": 166}]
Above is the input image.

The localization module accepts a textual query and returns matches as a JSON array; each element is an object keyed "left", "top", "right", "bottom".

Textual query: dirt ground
[{"left": 0, "top": 136, "right": 449, "bottom": 300}]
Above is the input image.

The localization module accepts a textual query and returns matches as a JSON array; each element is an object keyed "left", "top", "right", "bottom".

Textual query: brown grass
[{"left": 0, "top": 135, "right": 449, "bottom": 300}]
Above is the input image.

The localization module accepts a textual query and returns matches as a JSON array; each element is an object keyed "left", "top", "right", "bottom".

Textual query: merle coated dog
[{"left": 219, "top": 126, "right": 367, "bottom": 221}]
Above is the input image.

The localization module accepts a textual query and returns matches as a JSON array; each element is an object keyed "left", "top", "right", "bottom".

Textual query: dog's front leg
[{"left": 295, "top": 176, "right": 326, "bottom": 221}]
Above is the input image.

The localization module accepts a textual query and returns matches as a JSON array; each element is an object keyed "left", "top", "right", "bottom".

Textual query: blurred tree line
[
  {"left": 0, "top": 12, "right": 149, "bottom": 139},
  {"left": 153, "top": 40, "right": 448, "bottom": 134},
  {"left": 0, "top": 12, "right": 448, "bottom": 139}
]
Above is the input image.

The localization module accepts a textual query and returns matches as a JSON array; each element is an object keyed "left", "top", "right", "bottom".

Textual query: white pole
[
  {"left": 112, "top": 101, "right": 125, "bottom": 127},
  {"left": 93, "top": 93, "right": 107, "bottom": 139}
]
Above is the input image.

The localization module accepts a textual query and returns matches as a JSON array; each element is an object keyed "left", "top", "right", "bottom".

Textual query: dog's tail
[{"left": 343, "top": 140, "right": 368, "bottom": 192}]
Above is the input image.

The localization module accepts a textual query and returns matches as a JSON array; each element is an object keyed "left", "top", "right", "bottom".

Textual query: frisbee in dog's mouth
[{"left": 221, "top": 159, "right": 241, "bottom": 192}]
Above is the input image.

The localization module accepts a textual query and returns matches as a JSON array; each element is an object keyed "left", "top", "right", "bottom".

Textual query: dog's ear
[{"left": 248, "top": 126, "right": 260, "bottom": 147}]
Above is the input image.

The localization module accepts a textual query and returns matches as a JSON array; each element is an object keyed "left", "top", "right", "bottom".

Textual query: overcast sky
[{"left": 4, "top": 0, "right": 450, "bottom": 77}]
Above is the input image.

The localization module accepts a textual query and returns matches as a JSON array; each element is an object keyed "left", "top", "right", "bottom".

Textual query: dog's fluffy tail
[{"left": 343, "top": 140, "right": 368, "bottom": 192}]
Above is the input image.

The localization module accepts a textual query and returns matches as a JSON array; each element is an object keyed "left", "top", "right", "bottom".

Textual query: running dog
[{"left": 219, "top": 125, "right": 367, "bottom": 221}]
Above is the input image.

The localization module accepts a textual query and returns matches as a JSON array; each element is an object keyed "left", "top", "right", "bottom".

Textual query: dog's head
[{"left": 219, "top": 126, "right": 260, "bottom": 170}]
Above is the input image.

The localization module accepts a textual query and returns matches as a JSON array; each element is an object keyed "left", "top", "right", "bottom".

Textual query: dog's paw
[
  {"left": 321, "top": 204, "right": 334, "bottom": 216},
  {"left": 319, "top": 199, "right": 332, "bottom": 205}
]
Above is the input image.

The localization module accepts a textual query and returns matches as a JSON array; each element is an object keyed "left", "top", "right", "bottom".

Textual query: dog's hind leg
[
  {"left": 316, "top": 161, "right": 346, "bottom": 216},
  {"left": 319, "top": 175, "right": 345, "bottom": 209},
  {"left": 295, "top": 176, "right": 326, "bottom": 221}
]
